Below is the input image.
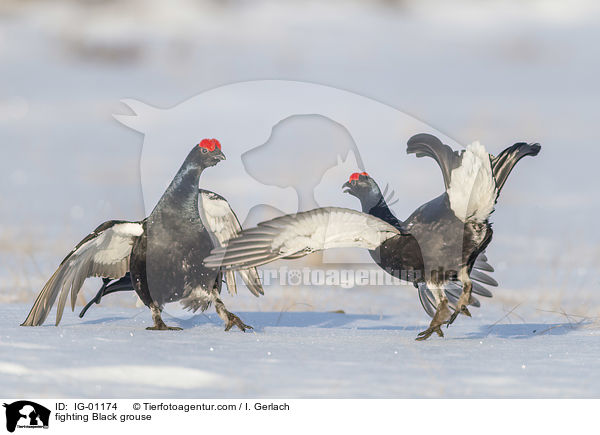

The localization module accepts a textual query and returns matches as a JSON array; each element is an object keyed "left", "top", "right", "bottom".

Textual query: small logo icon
[{"left": 3, "top": 401, "right": 50, "bottom": 433}]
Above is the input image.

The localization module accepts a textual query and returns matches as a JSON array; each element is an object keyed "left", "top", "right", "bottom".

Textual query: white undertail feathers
[{"left": 446, "top": 141, "right": 497, "bottom": 222}]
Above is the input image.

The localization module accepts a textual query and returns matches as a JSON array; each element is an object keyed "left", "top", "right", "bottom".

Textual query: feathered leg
[
  {"left": 416, "top": 285, "right": 453, "bottom": 340},
  {"left": 146, "top": 303, "right": 182, "bottom": 331},
  {"left": 213, "top": 297, "right": 253, "bottom": 332},
  {"left": 209, "top": 280, "right": 252, "bottom": 332},
  {"left": 448, "top": 268, "right": 474, "bottom": 325}
]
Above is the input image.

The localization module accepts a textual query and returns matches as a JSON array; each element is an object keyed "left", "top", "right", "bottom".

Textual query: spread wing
[
  {"left": 199, "top": 190, "right": 264, "bottom": 296},
  {"left": 407, "top": 133, "right": 463, "bottom": 190},
  {"left": 21, "top": 220, "right": 144, "bottom": 326},
  {"left": 204, "top": 207, "right": 401, "bottom": 270}
]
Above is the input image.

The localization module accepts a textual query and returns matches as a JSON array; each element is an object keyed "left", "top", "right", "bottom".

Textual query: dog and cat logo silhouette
[{"left": 3, "top": 402, "right": 50, "bottom": 432}]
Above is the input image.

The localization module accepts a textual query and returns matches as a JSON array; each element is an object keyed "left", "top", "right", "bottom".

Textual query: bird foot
[
  {"left": 146, "top": 318, "right": 183, "bottom": 331},
  {"left": 224, "top": 312, "right": 253, "bottom": 332},
  {"left": 415, "top": 325, "right": 444, "bottom": 341},
  {"left": 146, "top": 325, "right": 183, "bottom": 331}
]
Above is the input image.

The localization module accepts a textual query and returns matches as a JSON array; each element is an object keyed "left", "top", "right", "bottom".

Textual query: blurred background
[{"left": 1, "top": 0, "right": 599, "bottom": 318}]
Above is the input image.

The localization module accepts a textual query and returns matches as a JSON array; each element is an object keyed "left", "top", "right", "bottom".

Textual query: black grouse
[
  {"left": 77, "top": 189, "right": 265, "bottom": 320},
  {"left": 342, "top": 171, "right": 496, "bottom": 325},
  {"left": 22, "top": 139, "right": 260, "bottom": 331},
  {"left": 204, "top": 134, "right": 541, "bottom": 339}
]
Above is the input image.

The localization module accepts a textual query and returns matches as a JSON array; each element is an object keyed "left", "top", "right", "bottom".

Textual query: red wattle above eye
[
  {"left": 349, "top": 171, "right": 368, "bottom": 182},
  {"left": 199, "top": 138, "right": 221, "bottom": 152}
]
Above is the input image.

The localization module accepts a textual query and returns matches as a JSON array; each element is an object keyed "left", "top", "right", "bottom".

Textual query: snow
[{"left": 2, "top": 282, "right": 599, "bottom": 398}]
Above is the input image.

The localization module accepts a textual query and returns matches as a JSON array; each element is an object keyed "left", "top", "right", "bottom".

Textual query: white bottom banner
[{"left": 0, "top": 399, "right": 596, "bottom": 435}]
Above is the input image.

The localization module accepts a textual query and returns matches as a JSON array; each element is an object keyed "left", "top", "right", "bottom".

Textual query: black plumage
[
  {"left": 22, "top": 139, "right": 258, "bottom": 331},
  {"left": 205, "top": 134, "right": 541, "bottom": 340},
  {"left": 404, "top": 134, "right": 540, "bottom": 338},
  {"left": 78, "top": 275, "right": 133, "bottom": 318},
  {"left": 343, "top": 172, "right": 495, "bottom": 321},
  {"left": 78, "top": 189, "right": 265, "bottom": 319}
]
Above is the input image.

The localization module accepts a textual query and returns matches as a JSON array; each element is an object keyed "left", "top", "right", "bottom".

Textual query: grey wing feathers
[
  {"left": 445, "top": 283, "right": 481, "bottom": 308},
  {"left": 407, "top": 134, "right": 463, "bottom": 190},
  {"left": 474, "top": 258, "right": 494, "bottom": 272},
  {"left": 418, "top": 250, "right": 495, "bottom": 318},
  {"left": 204, "top": 207, "right": 401, "bottom": 270},
  {"left": 223, "top": 270, "right": 238, "bottom": 296},
  {"left": 470, "top": 251, "right": 497, "bottom": 291},
  {"left": 221, "top": 269, "right": 264, "bottom": 297},
  {"left": 21, "top": 221, "right": 143, "bottom": 326},
  {"left": 237, "top": 268, "right": 264, "bottom": 297},
  {"left": 418, "top": 281, "right": 487, "bottom": 319},
  {"left": 472, "top": 282, "right": 493, "bottom": 298},
  {"left": 199, "top": 190, "right": 264, "bottom": 296},
  {"left": 199, "top": 190, "right": 241, "bottom": 251},
  {"left": 469, "top": 269, "right": 498, "bottom": 287},
  {"left": 418, "top": 284, "right": 437, "bottom": 318}
]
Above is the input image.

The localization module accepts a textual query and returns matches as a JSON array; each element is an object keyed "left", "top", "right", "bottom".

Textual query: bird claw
[
  {"left": 146, "top": 325, "right": 183, "bottom": 331},
  {"left": 146, "top": 317, "right": 183, "bottom": 331},
  {"left": 224, "top": 313, "right": 253, "bottom": 332},
  {"left": 415, "top": 325, "right": 444, "bottom": 341}
]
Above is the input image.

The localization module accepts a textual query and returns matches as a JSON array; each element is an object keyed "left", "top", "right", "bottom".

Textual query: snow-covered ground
[
  {"left": 1, "top": 0, "right": 599, "bottom": 398},
  {"left": 2, "top": 285, "right": 599, "bottom": 398}
]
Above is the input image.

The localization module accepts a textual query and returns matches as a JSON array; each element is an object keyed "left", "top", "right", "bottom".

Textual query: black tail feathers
[
  {"left": 407, "top": 133, "right": 462, "bottom": 190},
  {"left": 491, "top": 142, "right": 541, "bottom": 195}
]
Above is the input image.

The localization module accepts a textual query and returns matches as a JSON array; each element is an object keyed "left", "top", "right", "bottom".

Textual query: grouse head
[
  {"left": 189, "top": 138, "right": 226, "bottom": 168},
  {"left": 343, "top": 171, "right": 389, "bottom": 213},
  {"left": 342, "top": 172, "right": 379, "bottom": 198}
]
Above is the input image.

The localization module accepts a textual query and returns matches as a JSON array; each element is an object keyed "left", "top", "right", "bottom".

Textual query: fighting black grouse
[
  {"left": 78, "top": 189, "right": 264, "bottom": 321},
  {"left": 204, "top": 134, "right": 540, "bottom": 339},
  {"left": 22, "top": 139, "right": 261, "bottom": 331},
  {"left": 342, "top": 170, "right": 496, "bottom": 330}
]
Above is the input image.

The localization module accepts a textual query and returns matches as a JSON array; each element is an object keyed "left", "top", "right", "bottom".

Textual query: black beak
[
  {"left": 215, "top": 150, "right": 226, "bottom": 161},
  {"left": 342, "top": 180, "right": 353, "bottom": 194}
]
